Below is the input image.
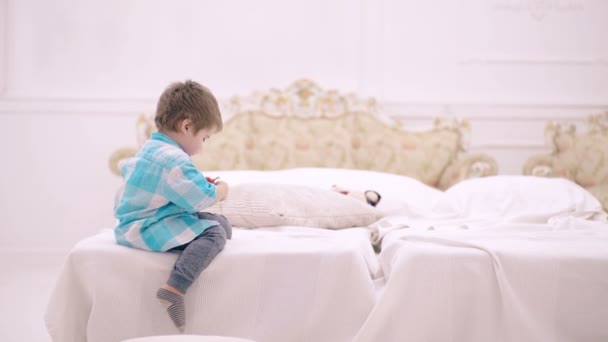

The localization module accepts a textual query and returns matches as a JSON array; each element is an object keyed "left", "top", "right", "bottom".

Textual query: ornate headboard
[
  {"left": 110, "top": 79, "right": 498, "bottom": 190},
  {"left": 523, "top": 112, "right": 608, "bottom": 210}
]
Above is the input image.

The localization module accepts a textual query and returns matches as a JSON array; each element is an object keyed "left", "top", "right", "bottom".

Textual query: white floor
[{"left": 0, "top": 251, "right": 67, "bottom": 342}]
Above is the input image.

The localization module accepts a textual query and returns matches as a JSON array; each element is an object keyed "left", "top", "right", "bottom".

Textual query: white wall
[{"left": 1, "top": 0, "right": 607, "bottom": 252}]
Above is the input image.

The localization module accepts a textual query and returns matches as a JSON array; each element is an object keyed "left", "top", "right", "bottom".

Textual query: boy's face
[{"left": 179, "top": 120, "right": 217, "bottom": 156}]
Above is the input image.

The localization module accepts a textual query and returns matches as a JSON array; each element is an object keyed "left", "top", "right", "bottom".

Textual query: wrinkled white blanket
[{"left": 355, "top": 217, "right": 608, "bottom": 342}]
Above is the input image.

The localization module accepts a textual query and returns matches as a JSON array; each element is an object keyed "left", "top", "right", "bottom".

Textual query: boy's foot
[{"left": 157, "top": 287, "right": 186, "bottom": 332}]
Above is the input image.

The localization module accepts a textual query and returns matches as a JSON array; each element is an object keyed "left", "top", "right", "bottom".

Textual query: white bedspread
[
  {"left": 46, "top": 172, "right": 608, "bottom": 341},
  {"left": 45, "top": 227, "right": 379, "bottom": 342},
  {"left": 354, "top": 217, "right": 608, "bottom": 342}
]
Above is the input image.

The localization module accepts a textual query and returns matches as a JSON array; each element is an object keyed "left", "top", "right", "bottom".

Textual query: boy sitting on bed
[{"left": 114, "top": 80, "right": 231, "bottom": 332}]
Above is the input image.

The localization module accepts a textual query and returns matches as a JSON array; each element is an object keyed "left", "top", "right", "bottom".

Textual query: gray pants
[{"left": 166, "top": 213, "right": 232, "bottom": 294}]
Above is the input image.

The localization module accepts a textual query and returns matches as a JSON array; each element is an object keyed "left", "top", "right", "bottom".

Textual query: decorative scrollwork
[
  {"left": 587, "top": 112, "right": 608, "bottom": 134},
  {"left": 523, "top": 112, "right": 608, "bottom": 211},
  {"left": 544, "top": 120, "right": 576, "bottom": 153},
  {"left": 109, "top": 79, "right": 498, "bottom": 190},
  {"left": 224, "top": 79, "right": 379, "bottom": 119},
  {"left": 433, "top": 117, "right": 471, "bottom": 151}
]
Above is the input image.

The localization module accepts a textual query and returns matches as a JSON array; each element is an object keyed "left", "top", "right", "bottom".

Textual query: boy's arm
[
  {"left": 162, "top": 161, "right": 217, "bottom": 212},
  {"left": 212, "top": 181, "right": 229, "bottom": 205}
]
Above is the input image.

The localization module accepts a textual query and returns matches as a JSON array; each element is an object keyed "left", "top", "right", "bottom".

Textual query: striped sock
[{"left": 156, "top": 288, "right": 186, "bottom": 332}]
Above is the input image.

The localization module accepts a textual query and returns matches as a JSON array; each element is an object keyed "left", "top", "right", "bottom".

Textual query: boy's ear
[{"left": 180, "top": 119, "right": 193, "bottom": 133}]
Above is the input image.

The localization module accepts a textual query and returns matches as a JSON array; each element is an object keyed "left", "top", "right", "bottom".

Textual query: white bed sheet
[
  {"left": 354, "top": 216, "right": 608, "bottom": 342},
  {"left": 45, "top": 227, "right": 380, "bottom": 342}
]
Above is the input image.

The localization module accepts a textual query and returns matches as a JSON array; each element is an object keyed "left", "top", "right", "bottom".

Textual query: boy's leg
[
  {"left": 158, "top": 225, "right": 227, "bottom": 331},
  {"left": 197, "top": 212, "right": 232, "bottom": 240},
  {"left": 167, "top": 224, "right": 227, "bottom": 294}
]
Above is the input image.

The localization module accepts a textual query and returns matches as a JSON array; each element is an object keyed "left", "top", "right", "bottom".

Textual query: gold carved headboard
[
  {"left": 523, "top": 112, "right": 608, "bottom": 210},
  {"left": 110, "top": 79, "right": 498, "bottom": 190}
]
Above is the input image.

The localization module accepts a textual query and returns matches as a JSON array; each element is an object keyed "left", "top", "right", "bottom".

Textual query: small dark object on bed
[
  {"left": 331, "top": 185, "right": 382, "bottom": 207},
  {"left": 364, "top": 190, "right": 382, "bottom": 207}
]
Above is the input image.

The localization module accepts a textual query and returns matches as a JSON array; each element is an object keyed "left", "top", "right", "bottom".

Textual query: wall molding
[
  {"left": 0, "top": 97, "right": 157, "bottom": 115},
  {"left": 461, "top": 56, "right": 608, "bottom": 67},
  {"left": 356, "top": 0, "right": 385, "bottom": 98},
  {"left": 0, "top": 97, "right": 606, "bottom": 120},
  {"left": 0, "top": 248, "right": 70, "bottom": 256},
  {"left": 473, "top": 141, "right": 547, "bottom": 149},
  {"left": 493, "top": 0, "right": 585, "bottom": 21},
  {"left": 0, "top": 0, "right": 8, "bottom": 96},
  {"left": 382, "top": 102, "right": 607, "bottom": 121}
]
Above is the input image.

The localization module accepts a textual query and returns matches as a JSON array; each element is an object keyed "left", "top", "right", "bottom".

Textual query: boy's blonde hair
[{"left": 155, "top": 80, "right": 223, "bottom": 133}]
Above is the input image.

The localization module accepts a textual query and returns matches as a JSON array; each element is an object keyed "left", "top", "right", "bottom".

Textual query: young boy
[{"left": 114, "top": 80, "right": 231, "bottom": 332}]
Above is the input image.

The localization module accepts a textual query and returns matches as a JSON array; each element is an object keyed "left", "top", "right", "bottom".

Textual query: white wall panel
[
  {"left": 375, "top": 0, "right": 608, "bottom": 104},
  {"left": 0, "top": 112, "right": 133, "bottom": 252},
  {"left": 0, "top": 0, "right": 607, "bottom": 252},
  {"left": 5, "top": 0, "right": 361, "bottom": 99}
]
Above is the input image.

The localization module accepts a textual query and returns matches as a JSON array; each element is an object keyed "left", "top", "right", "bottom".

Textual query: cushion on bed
[
  {"left": 205, "top": 168, "right": 444, "bottom": 217},
  {"left": 205, "top": 183, "right": 383, "bottom": 229},
  {"left": 434, "top": 175, "right": 605, "bottom": 223}
]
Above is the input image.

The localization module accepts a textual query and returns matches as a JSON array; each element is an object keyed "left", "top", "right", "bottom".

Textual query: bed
[{"left": 45, "top": 80, "right": 608, "bottom": 342}]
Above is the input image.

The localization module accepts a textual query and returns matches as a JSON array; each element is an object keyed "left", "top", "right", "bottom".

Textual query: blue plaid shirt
[{"left": 114, "top": 132, "right": 218, "bottom": 252}]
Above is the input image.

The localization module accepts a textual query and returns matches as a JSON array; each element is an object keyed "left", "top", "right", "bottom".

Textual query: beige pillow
[{"left": 205, "top": 183, "right": 383, "bottom": 229}]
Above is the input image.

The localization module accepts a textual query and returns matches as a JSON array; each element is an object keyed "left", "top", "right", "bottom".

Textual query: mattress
[{"left": 45, "top": 227, "right": 379, "bottom": 342}]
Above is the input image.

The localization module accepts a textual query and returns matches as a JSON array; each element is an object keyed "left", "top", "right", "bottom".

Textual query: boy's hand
[{"left": 215, "top": 181, "right": 229, "bottom": 202}]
